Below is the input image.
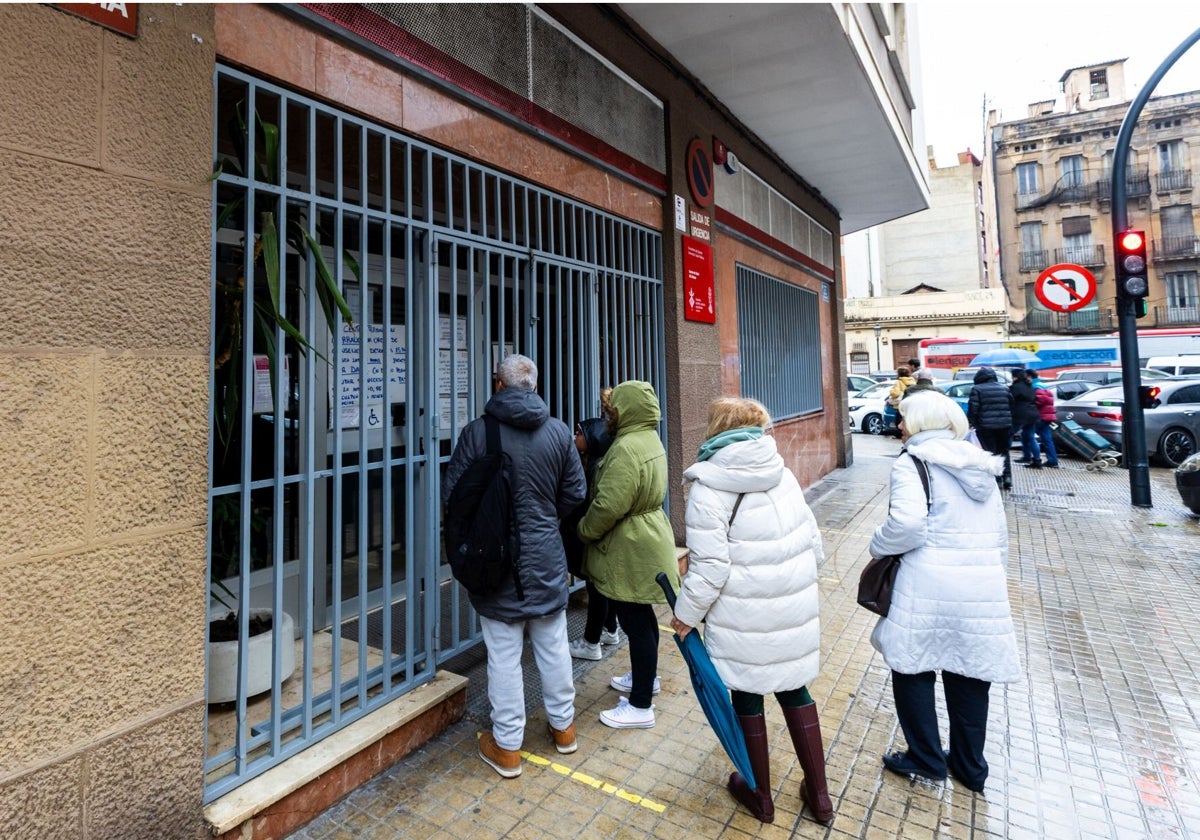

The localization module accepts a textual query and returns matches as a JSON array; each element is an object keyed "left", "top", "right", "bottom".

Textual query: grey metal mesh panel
[
  {"left": 528, "top": 13, "right": 665, "bottom": 171},
  {"left": 736, "top": 265, "right": 822, "bottom": 419},
  {"left": 361, "top": 3, "right": 665, "bottom": 173},
  {"left": 364, "top": 3, "right": 530, "bottom": 96}
]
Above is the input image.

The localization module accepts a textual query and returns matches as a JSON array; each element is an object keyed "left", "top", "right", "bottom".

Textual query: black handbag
[{"left": 857, "top": 453, "right": 930, "bottom": 617}]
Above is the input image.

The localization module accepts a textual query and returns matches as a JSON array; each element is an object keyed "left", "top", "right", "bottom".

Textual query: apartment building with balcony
[{"left": 988, "top": 59, "right": 1200, "bottom": 334}]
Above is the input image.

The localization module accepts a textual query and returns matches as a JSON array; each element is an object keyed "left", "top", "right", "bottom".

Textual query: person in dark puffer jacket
[
  {"left": 966, "top": 367, "right": 1015, "bottom": 490},
  {"left": 442, "top": 354, "right": 587, "bottom": 777}
]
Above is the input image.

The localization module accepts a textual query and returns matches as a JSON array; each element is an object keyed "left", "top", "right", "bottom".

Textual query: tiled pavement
[{"left": 291, "top": 434, "right": 1200, "bottom": 839}]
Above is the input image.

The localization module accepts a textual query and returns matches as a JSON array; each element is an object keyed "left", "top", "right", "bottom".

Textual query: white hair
[
  {"left": 898, "top": 390, "right": 968, "bottom": 439},
  {"left": 497, "top": 353, "right": 538, "bottom": 391}
]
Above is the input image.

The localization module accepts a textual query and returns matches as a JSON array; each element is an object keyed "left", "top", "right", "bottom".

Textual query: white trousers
[{"left": 479, "top": 610, "right": 575, "bottom": 750}]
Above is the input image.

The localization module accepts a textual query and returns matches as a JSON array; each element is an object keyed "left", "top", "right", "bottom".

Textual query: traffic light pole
[{"left": 1110, "top": 27, "right": 1200, "bottom": 508}]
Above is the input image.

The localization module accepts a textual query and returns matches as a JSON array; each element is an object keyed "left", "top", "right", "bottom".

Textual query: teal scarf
[{"left": 697, "top": 426, "right": 764, "bottom": 461}]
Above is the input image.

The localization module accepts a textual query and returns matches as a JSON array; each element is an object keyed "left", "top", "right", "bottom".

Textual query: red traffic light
[{"left": 1119, "top": 231, "right": 1145, "bottom": 252}]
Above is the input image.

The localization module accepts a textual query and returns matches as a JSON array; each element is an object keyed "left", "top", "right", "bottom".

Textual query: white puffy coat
[
  {"left": 675, "top": 435, "right": 824, "bottom": 694},
  {"left": 869, "top": 430, "right": 1021, "bottom": 683}
]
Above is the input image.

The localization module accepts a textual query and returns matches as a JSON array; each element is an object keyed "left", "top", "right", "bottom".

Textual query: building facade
[
  {"left": 843, "top": 147, "right": 1000, "bottom": 371},
  {"left": 988, "top": 60, "right": 1200, "bottom": 334},
  {"left": 0, "top": 4, "right": 925, "bottom": 837}
]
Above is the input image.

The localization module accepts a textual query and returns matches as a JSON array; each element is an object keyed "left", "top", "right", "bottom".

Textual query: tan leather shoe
[
  {"left": 548, "top": 722, "right": 577, "bottom": 754},
  {"left": 479, "top": 732, "right": 521, "bottom": 778}
]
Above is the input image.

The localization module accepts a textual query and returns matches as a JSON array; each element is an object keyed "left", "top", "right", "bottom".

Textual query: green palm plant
[
  {"left": 210, "top": 105, "right": 357, "bottom": 460},
  {"left": 208, "top": 106, "right": 359, "bottom": 621}
]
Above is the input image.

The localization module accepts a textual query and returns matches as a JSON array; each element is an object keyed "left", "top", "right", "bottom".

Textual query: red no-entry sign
[{"left": 1034, "top": 264, "right": 1097, "bottom": 312}]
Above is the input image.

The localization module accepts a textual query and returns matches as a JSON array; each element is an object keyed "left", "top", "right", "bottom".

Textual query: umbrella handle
[{"left": 655, "top": 572, "right": 677, "bottom": 610}]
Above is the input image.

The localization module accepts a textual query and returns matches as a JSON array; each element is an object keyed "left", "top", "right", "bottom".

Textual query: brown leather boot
[
  {"left": 782, "top": 703, "right": 834, "bottom": 824},
  {"left": 727, "top": 714, "right": 774, "bottom": 823}
]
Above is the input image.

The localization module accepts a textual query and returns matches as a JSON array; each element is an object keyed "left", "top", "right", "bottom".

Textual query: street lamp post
[{"left": 872, "top": 324, "right": 882, "bottom": 372}]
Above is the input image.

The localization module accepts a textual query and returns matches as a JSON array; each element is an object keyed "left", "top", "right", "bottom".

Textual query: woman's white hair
[
  {"left": 898, "top": 389, "right": 968, "bottom": 439},
  {"left": 497, "top": 354, "right": 538, "bottom": 391}
]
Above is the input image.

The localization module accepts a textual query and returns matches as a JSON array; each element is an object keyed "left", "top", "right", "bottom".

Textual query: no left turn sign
[{"left": 1034, "top": 263, "right": 1097, "bottom": 312}]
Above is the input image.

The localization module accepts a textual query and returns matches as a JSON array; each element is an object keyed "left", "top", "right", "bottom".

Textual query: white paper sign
[
  {"left": 332, "top": 323, "right": 407, "bottom": 429},
  {"left": 252, "top": 354, "right": 290, "bottom": 414}
]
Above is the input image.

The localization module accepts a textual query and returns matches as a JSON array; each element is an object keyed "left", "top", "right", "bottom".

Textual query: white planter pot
[{"left": 207, "top": 610, "right": 296, "bottom": 704}]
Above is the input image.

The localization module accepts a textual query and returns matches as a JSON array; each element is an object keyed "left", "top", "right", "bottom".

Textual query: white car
[
  {"left": 847, "top": 374, "right": 876, "bottom": 399},
  {"left": 848, "top": 380, "right": 896, "bottom": 435}
]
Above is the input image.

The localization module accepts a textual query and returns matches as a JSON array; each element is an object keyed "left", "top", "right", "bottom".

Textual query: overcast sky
[{"left": 916, "top": 3, "right": 1200, "bottom": 167}]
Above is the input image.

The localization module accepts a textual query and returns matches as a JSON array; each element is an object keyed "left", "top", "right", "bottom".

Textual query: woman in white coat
[
  {"left": 870, "top": 390, "right": 1021, "bottom": 793},
  {"left": 670, "top": 398, "right": 832, "bottom": 825}
]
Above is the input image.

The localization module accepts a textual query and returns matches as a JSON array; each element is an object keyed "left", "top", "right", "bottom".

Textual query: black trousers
[
  {"left": 975, "top": 426, "right": 1012, "bottom": 487},
  {"left": 611, "top": 601, "right": 659, "bottom": 709},
  {"left": 891, "top": 670, "right": 991, "bottom": 788},
  {"left": 582, "top": 579, "right": 618, "bottom": 644}
]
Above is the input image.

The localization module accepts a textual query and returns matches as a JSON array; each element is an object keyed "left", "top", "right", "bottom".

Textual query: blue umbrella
[
  {"left": 656, "top": 572, "right": 756, "bottom": 791},
  {"left": 969, "top": 347, "right": 1042, "bottom": 367}
]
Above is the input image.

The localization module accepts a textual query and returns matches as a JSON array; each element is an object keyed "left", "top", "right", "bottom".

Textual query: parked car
[
  {"left": 951, "top": 366, "right": 1013, "bottom": 384},
  {"left": 1055, "top": 378, "right": 1200, "bottom": 467},
  {"left": 939, "top": 381, "right": 975, "bottom": 415},
  {"left": 1054, "top": 366, "right": 1171, "bottom": 385},
  {"left": 1042, "top": 378, "right": 1100, "bottom": 402},
  {"left": 847, "top": 374, "right": 876, "bottom": 396},
  {"left": 848, "top": 380, "right": 896, "bottom": 435}
]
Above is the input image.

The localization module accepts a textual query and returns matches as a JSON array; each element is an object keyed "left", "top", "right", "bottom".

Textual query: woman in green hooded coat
[{"left": 579, "top": 380, "right": 679, "bottom": 729}]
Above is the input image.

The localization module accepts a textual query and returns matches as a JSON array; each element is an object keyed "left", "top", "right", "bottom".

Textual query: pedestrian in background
[
  {"left": 966, "top": 367, "right": 1014, "bottom": 490},
  {"left": 1030, "top": 372, "right": 1060, "bottom": 468},
  {"left": 1010, "top": 369, "right": 1041, "bottom": 467},
  {"left": 579, "top": 380, "right": 679, "bottom": 729},
  {"left": 904, "top": 367, "right": 939, "bottom": 397},
  {"left": 442, "top": 354, "right": 587, "bottom": 778},
  {"left": 671, "top": 397, "right": 833, "bottom": 825},
  {"left": 562, "top": 414, "right": 621, "bottom": 659},
  {"left": 870, "top": 390, "right": 1021, "bottom": 793},
  {"left": 889, "top": 366, "right": 916, "bottom": 408}
]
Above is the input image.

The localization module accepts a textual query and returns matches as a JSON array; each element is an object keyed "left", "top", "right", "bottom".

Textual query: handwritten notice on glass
[{"left": 332, "top": 323, "right": 407, "bottom": 429}]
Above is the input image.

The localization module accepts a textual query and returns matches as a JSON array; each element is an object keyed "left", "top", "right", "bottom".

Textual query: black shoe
[
  {"left": 1014, "top": 459, "right": 1033, "bottom": 465},
  {"left": 882, "top": 751, "right": 946, "bottom": 782},
  {"left": 1045, "top": 463, "right": 1059, "bottom": 469},
  {"left": 943, "top": 750, "right": 985, "bottom": 793},
  {"left": 1023, "top": 461, "right": 1043, "bottom": 469},
  {"left": 1002, "top": 482, "right": 1013, "bottom": 491}
]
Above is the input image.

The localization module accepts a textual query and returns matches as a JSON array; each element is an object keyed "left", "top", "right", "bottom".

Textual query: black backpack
[{"left": 443, "top": 415, "right": 523, "bottom": 599}]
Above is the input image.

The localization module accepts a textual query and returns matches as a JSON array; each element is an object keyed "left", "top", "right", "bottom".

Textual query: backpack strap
[
  {"left": 484, "top": 413, "right": 502, "bottom": 455},
  {"left": 482, "top": 413, "right": 523, "bottom": 599},
  {"left": 728, "top": 493, "right": 745, "bottom": 527}
]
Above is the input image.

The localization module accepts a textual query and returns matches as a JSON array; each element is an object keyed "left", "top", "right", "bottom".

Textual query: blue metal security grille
[
  {"left": 206, "top": 65, "right": 665, "bottom": 802},
  {"left": 735, "top": 264, "right": 822, "bottom": 419}
]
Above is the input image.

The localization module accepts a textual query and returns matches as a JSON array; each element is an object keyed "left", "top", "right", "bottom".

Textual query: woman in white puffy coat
[
  {"left": 670, "top": 398, "right": 832, "bottom": 826},
  {"left": 870, "top": 389, "right": 1021, "bottom": 794}
]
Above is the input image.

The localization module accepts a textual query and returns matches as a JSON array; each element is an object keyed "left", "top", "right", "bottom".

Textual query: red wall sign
[
  {"left": 55, "top": 3, "right": 139, "bottom": 38},
  {"left": 682, "top": 235, "right": 715, "bottom": 324}
]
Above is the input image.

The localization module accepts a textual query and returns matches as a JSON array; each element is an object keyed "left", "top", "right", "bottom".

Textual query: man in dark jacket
[
  {"left": 442, "top": 353, "right": 586, "bottom": 778},
  {"left": 966, "top": 367, "right": 1015, "bottom": 490},
  {"left": 1009, "top": 369, "right": 1041, "bottom": 467}
]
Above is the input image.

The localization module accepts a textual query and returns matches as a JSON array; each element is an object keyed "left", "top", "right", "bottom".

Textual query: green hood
[{"left": 610, "top": 380, "right": 661, "bottom": 434}]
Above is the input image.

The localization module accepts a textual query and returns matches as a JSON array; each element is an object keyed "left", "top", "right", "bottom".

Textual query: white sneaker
[
  {"left": 599, "top": 628, "right": 621, "bottom": 646},
  {"left": 600, "top": 696, "right": 656, "bottom": 729},
  {"left": 609, "top": 670, "right": 661, "bottom": 695},
  {"left": 568, "top": 638, "right": 602, "bottom": 661}
]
